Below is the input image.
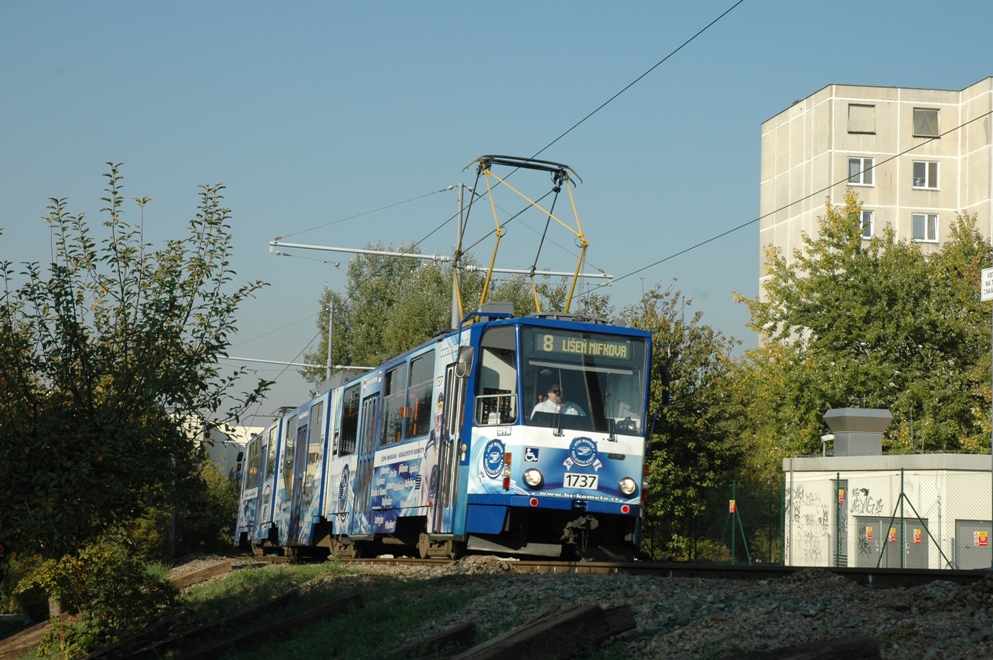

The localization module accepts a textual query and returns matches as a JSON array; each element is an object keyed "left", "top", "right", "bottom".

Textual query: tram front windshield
[{"left": 522, "top": 327, "right": 648, "bottom": 434}]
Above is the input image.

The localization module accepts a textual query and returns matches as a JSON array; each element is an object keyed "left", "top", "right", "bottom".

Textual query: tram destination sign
[{"left": 534, "top": 331, "right": 632, "bottom": 360}]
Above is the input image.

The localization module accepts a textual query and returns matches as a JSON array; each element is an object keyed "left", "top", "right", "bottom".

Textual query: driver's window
[{"left": 475, "top": 326, "right": 518, "bottom": 425}]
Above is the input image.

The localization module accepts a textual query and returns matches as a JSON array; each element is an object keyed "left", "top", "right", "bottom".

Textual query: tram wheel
[
  {"left": 444, "top": 540, "right": 465, "bottom": 560},
  {"left": 417, "top": 533, "right": 431, "bottom": 559},
  {"left": 417, "top": 534, "right": 464, "bottom": 559},
  {"left": 331, "top": 537, "right": 356, "bottom": 560}
]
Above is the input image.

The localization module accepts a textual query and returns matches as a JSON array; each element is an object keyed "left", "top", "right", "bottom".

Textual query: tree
[
  {"left": 737, "top": 191, "right": 993, "bottom": 471},
  {"left": 302, "top": 243, "right": 451, "bottom": 380},
  {"left": 0, "top": 165, "right": 270, "bottom": 567},
  {"left": 620, "top": 282, "right": 747, "bottom": 559},
  {"left": 17, "top": 534, "right": 179, "bottom": 659},
  {"left": 301, "top": 243, "right": 612, "bottom": 384},
  {"left": 173, "top": 461, "right": 242, "bottom": 555}
]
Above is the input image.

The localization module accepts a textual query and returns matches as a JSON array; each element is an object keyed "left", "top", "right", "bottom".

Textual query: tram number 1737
[{"left": 564, "top": 473, "right": 598, "bottom": 489}]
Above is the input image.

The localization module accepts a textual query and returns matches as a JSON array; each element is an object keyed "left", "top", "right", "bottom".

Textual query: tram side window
[
  {"left": 305, "top": 401, "right": 324, "bottom": 492},
  {"left": 309, "top": 402, "right": 324, "bottom": 460},
  {"left": 339, "top": 384, "right": 360, "bottom": 456},
  {"left": 360, "top": 395, "right": 379, "bottom": 454},
  {"left": 381, "top": 364, "right": 408, "bottom": 445},
  {"left": 407, "top": 352, "right": 435, "bottom": 438},
  {"left": 265, "top": 425, "right": 277, "bottom": 482},
  {"left": 283, "top": 415, "right": 297, "bottom": 494},
  {"left": 475, "top": 326, "right": 518, "bottom": 425},
  {"left": 245, "top": 438, "right": 261, "bottom": 490}
]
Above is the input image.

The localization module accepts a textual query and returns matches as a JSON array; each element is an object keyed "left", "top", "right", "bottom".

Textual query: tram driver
[{"left": 531, "top": 383, "right": 586, "bottom": 418}]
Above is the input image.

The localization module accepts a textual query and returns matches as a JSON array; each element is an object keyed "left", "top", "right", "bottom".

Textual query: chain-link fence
[
  {"left": 641, "top": 462, "right": 993, "bottom": 569},
  {"left": 642, "top": 480, "right": 785, "bottom": 564}
]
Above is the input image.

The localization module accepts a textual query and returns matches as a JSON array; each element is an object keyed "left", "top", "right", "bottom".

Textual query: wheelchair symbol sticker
[{"left": 524, "top": 447, "right": 540, "bottom": 463}]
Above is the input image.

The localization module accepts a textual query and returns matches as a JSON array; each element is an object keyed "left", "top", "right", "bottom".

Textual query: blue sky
[{"left": 3, "top": 1, "right": 991, "bottom": 428}]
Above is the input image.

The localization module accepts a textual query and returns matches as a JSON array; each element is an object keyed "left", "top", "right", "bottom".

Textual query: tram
[
  {"left": 237, "top": 306, "right": 651, "bottom": 560},
  {"left": 236, "top": 156, "right": 653, "bottom": 560}
]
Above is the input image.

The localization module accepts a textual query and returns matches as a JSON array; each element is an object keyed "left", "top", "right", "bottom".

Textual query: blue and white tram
[
  {"left": 236, "top": 307, "right": 652, "bottom": 560},
  {"left": 235, "top": 416, "right": 284, "bottom": 554},
  {"left": 236, "top": 391, "right": 344, "bottom": 557}
]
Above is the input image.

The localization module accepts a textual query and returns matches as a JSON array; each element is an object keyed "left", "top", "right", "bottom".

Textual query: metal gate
[
  {"left": 954, "top": 519, "right": 992, "bottom": 570},
  {"left": 855, "top": 516, "right": 929, "bottom": 569}
]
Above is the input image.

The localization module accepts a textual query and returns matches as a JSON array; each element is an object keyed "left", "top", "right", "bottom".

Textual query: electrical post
[
  {"left": 326, "top": 299, "right": 334, "bottom": 383},
  {"left": 452, "top": 184, "right": 464, "bottom": 329}
]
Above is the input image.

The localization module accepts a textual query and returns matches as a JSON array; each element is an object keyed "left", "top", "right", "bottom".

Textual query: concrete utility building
[
  {"left": 764, "top": 80, "right": 993, "bottom": 569},
  {"left": 783, "top": 409, "right": 993, "bottom": 571},
  {"left": 760, "top": 77, "right": 993, "bottom": 293}
]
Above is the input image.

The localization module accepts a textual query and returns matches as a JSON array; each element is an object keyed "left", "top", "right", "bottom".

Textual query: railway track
[
  {"left": 332, "top": 554, "right": 989, "bottom": 588},
  {"left": 25, "top": 552, "right": 985, "bottom": 659}
]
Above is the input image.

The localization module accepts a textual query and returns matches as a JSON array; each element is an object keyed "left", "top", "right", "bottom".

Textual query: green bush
[
  {"left": 131, "top": 506, "right": 174, "bottom": 563},
  {"left": 0, "top": 554, "right": 48, "bottom": 620},
  {"left": 174, "top": 461, "right": 241, "bottom": 555},
  {"left": 128, "top": 460, "right": 241, "bottom": 562},
  {"left": 16, "top": 536, "right": 178, "bottom": 658}
]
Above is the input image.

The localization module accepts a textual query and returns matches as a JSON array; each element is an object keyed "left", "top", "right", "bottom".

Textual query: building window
[
  {"left": 859, "top": 210, "right": 873, "bottom": 239},
  {"left": 848, "top": 157, "right": 874, "bottom": 186},
  {"left": 848, "top": 104, "right": 875, "bottom": 134},
  {"left": 913, "top": 161, "right": 938, "bottom": 189},
  {"left": 912, "top": 213, "right": 938, "bottom": 242},
  {"left": 913, "top": 108, "right": 939, "bottom": 137}
]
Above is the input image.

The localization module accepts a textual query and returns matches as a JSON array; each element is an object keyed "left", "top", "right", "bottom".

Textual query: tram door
[
  {"left": 434, "top": 364, "right": 466, "bottom": 533},
  {"left": 260, "top": 425, "right": 278, "bottom": 526},
  {"left": 278, "top": 415, "right": 298, "bottom": 544},
  {"left": 351, "top": 394, "right": 379, "bottom": 535},
  {"left": 287, "top": 418, "right": 309, "bottom": 541},
  {"left": 251, "top": 433, "right": 269, "bottom": 537}
]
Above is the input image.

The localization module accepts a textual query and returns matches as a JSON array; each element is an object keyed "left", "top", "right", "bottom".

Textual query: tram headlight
[
  {"left": 618, "top": 477, "right": 638, "bottom": 496},
  {"left": 523, "top": 469, "right": 544, "bottom": 489}
]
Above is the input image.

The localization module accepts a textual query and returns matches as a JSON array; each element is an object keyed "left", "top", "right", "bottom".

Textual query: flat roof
[{"left": 783, "top": 453, "right": 993, "bottom": 473}]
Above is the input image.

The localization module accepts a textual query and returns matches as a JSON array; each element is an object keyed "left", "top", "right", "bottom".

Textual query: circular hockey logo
[
  {"left": 482, "top": 438, "right": 506, "bottom": 479},
  {"left": 569, "top": 437, "right": 598, "bottom": 469},
  {"left": 337, "top": 464, "right": 351, "bottom": 512}
]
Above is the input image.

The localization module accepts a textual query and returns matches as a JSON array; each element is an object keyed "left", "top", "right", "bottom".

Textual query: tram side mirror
[{"left": 455, "top": 346, "right": 475, "bottom": 379}]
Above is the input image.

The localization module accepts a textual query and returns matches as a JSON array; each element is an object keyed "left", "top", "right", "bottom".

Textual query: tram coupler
[{"left": 561, "top": 514, "right": 599, "bottom": 544}]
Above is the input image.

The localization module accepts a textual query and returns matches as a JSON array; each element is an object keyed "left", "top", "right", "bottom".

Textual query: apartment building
[{"left": 759, "top": 77, "right": 993, "bottom": 291}]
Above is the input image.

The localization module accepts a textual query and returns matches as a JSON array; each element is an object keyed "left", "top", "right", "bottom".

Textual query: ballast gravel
[{"left": 175, "top": 555, "right": 993, "bottom": 659}]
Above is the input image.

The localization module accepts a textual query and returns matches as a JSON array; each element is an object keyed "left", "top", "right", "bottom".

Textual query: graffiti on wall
[
  {"left": 786, "top": 485, "right": 830, "bottom": 564},
  {"left": 857, "top": 523, "right": 876, "bottom": 558},
  {"left": 850, "top": 487, "right": 884, "bottom": 516}
]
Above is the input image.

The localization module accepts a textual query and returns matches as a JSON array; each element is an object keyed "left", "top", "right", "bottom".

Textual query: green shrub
[
  {"left": 130, "top": 460, "right": 242, "bottom": 562},
  {"left": 16, "top": 536, "right": 178, "bottom": 658},
  {"left": 174, "top": 461, "right": 240, "bottom": 555},
  {"left": 0, "top": 554, "right": 48, "bottom": 620},
  {"left": 131, "top": 506, "right": 174, "bottom": 563}
]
